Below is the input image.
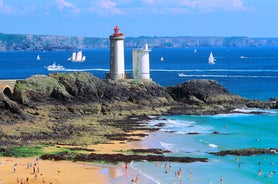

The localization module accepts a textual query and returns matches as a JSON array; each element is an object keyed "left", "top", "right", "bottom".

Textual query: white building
[
  {"left": 108, "top": 26, "right": 126, "bottom": 80},
  {"left": 132, "top": 44, "right": 151, "bottom": 81}
]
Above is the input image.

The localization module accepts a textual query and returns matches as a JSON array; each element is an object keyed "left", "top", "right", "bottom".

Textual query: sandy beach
[
  {"left": 0, "top": 157, "right": 108, "bottom": 184},
  {"left": 0, "top": 131, "right": 149, "bottom": 184}
]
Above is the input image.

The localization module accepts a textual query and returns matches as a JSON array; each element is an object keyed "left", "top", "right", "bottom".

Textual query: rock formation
[{"left": 0, "top": 72, "right": 276, "bottom": 146}]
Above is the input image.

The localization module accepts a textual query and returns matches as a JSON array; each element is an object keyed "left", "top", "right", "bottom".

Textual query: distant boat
[
  {"left": 45, "top": 62, "right": 65, "bottom": 71},
  {"left": 208, "top": 52, "right": 216, "bottom": 65},
  {"left": 178, "top": 73, "right": 186, "bottom": 77},
  {"left": 194, "top": 48, "right": 197, "bottom": 53},
  {"left": 160, "top": 56, "right": 164, "bottom": 61},
  {"left": 68, "top": 51, "right": 86, "bottom": 62},
  {"left": 36, "top": 55, "right": 41, "bottom": 61}
]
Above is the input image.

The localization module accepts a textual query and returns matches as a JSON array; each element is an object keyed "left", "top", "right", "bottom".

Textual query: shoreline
[{"left": 0, "top": 130, "right": 154, "bottom": 184}]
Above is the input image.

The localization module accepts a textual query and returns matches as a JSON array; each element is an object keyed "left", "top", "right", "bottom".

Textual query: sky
[{"left": 0, "top": 0, "right": 278, "bottom": 38}]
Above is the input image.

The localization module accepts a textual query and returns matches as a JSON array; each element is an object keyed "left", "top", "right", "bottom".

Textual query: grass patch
[
  {"left": 0, "top": 145, "right": 91, "bottom": 158},
  {"left": 0, "top": 146, "right": 45, "bottom": 157}
]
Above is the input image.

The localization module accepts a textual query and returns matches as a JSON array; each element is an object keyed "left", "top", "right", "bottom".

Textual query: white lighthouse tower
[
  {"left": 132, "top": 44, "right": 151, "bottom": 81},
  {"left": 108, "top": 26, "right": 125, "bottom": 80}
]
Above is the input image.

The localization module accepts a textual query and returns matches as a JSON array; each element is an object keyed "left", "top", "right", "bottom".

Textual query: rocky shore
[
  {"left": 0, "top": 72, "right": 277, "bottom": 163},
  {"left": 0, "top": 72, "right": 277, "bottom": 147}
]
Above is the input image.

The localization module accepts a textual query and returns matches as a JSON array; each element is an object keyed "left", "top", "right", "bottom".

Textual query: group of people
[{"left": 155, "top": 161, "right": 193, "bottom": 184}]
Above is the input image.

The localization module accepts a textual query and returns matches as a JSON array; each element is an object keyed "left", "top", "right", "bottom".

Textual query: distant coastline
[{"left": 1, "top": 33, "right": 278, "bottom": 51}]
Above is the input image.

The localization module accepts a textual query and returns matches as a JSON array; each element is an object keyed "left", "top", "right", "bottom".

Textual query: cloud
[
  {"left": 0, "top": 0, "right": 13, "bottom": 14},
  {"left": 55, "top": 0, "right": 81, "bottom": 13},
  {"left": 191, "top": 0, "right": 246, "bottom": 12},
  {"left": 139, "top": 0, "right": 246, "bottom": 13},
  {"left": 89, "top": 0, "right": 122, "bottom": 16}
]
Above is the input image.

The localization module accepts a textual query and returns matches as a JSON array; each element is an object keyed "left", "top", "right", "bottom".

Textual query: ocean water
[
  {"left": 0, "top": 47, "right": 277, "bottom": 183},
  {"left": 131, "top": 112, "right": 278, "bottom": 184},
  {"left": 0, "top": 47, "right": 278, "bottom": 100}
]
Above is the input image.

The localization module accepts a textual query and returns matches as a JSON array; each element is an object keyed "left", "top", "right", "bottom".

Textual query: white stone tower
[
  {"left": 108, "top": 26, "right": 125, "bottom": 80},
  {"left": 132, "top": 44, "right": 151, "bottom": 80}
]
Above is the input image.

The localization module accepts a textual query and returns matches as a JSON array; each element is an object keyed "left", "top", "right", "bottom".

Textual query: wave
[
  {"left": 232, "top": 108, "right": 278, "bottom": 114},
  {"left": 240, "top": 56, "right": 278, "bottom": 59},
  {"left": 151, "top": 69, "right": 278, "bottom": 72},
  {"left": 147, "top": 118, "right": 213, "bottom": 134},
  {"left": 178, "top": 73, "right": 278, "bottom": 78},
  {"left": 199, "top": 139, "right": 218, "bottom": 148},
  {"left": 159, "top": 141, "right": 176, "bottom": 151},
  {"left": 63, "top": 68, "right": 109, "bottom": 72},
  {"left": 129, "top": 161, "right": 161, "bottom": 184}
]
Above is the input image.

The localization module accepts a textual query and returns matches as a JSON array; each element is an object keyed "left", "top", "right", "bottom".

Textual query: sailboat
[
  {"left": 160, "top": 56, "right": 164, "bottom": 61},
  {"left": 208, "top": 52, "right": 216, "bottom": 65},
  {"left": 68, "top": 51, "right": 86, "bottom": 62},
  {"left": 194, "top": 48, "right": 197, "bottom": 54},
  {"left": 36, "top": 55, "right": 41, "bottom": 61}
]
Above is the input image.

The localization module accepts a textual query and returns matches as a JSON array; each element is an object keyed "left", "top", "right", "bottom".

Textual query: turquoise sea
[
  {"left": 129, "top": 112, "right": 278, "bottom": 184},
  {"left": 0, "top": 47, "right": 277, "bottom": 183}
]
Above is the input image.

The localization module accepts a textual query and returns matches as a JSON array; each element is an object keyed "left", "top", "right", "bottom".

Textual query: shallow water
[{"left": 130, "top": 112, "right": 278, "bottom": 184}]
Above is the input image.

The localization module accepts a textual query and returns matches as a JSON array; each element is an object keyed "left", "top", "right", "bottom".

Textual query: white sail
[
  {"left": 36, "top": 55, "right": 41, "bottom": 61},
  {"left": 160, "top": 56, "right": 164, "bottom": 61},
  {"left": 208, "top": 52, "right": 216, "bottom": 64},
  {"left": 76, "top": 51, "right": 83, "bottom": 61},
  {"left": 70, "top": 51, "right": 86, "bottom": 62}
]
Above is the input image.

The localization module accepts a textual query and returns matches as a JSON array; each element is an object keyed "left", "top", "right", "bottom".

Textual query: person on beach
[
  {"left": 135, "top": 175, "right": 140, "bottom": 184},
  {"left": 13, "top": 164, "right": 17, "bottom": 173},
  {"left": 33, "top": 164, "right": 36, "bottom": 174},
  {"left": 57, "top": 167, "right": 61, "bottom": 174}
]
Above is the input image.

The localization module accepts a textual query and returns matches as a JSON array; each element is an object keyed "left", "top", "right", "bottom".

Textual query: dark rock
[
  {"left": 40, "top": 152, "right": 208, "bottom": 163},
  {"left": 167, "top": 79, "right": 230, "bottom": 103},
  {"left": 187, "top": 132, "right": 200, "bottom": 135},
  {"left": 210, "top": 148, "right": 278, "bottom": 156},
  {"left": 131, "top": 149, "right": 171, "bottom": 154}
]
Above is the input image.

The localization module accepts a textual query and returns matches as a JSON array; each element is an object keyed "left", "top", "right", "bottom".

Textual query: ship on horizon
[{"left": 68, "top": 51, "right": 86, "bottom": 62}]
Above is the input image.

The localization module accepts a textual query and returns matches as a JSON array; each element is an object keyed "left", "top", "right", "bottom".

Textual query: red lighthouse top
[{"left": 113, "top": 26, "right": 124, "bottom": 36}]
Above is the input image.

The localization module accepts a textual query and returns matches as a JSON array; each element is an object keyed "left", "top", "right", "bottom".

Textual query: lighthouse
[
  {"left": 108, "top": 26, "right": 125, "bottom": 80},
  {"left": 132, "top": 44, "right": 151, "bottom": 80}
]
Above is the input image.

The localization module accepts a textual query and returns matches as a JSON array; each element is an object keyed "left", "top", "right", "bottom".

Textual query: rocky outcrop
[
  {"left": 166, "top": 79, "right": 276, "bottom": 115},
  {"left": 167, "top": 79, "right": 244, "bottom": 104},
  {"left": 40, "top": 151, "right": 208, "bottom": 163},
  {"left": 0, "top": 72, "right": 276, "bottom": 146},
  {"left": 210, "top": 148, "right": 278, "bottom": 156}
]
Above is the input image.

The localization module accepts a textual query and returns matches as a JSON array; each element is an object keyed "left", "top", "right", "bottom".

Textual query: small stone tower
[
  {"left": 108, "top": 26, "right": 125, "bottom": 80},
  {"left": 132, "top": 44, "right": 151, "bottom": 80}
]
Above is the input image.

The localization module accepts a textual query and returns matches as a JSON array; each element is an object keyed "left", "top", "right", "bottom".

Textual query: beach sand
[
  {"left": 0, "top": 157, "right": 108, "bottom": 184},
  {"left": 0, "top": 131, "right": 151, "bottom": 184}
]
